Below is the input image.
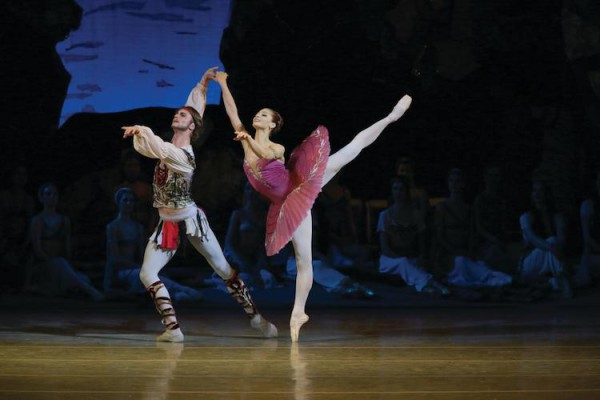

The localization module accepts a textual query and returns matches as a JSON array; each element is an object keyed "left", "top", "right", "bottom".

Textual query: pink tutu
[{"left": 243, "top": 126, "right": 330, "bottom": 255}]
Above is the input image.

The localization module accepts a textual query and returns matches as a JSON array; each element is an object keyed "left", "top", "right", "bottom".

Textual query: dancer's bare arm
[
  {"left": 234, "top": 131, "right": 285, "bottom": 161},
  {"left": 214, "top": 71, "right": 246, "bottom": 133}
]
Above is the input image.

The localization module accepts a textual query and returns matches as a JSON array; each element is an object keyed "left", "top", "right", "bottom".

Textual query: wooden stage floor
[{"left": 0, "top": 298, "right": 599, "bottom": 399}]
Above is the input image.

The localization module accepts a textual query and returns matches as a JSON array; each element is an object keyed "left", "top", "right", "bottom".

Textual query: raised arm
[
  {"left": 214, "top": 71, "right": 246, "bottom": 133},
  {"left": 185, "top": 66, "right": 218, "bottom": 117}
]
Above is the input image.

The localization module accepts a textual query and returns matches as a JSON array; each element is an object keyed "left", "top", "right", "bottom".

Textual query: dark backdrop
[{"left": 1, "top": 0, "right": 599, "bottom": 223}]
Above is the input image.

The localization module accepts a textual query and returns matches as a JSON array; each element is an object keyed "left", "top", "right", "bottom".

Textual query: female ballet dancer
[{"left": 215, "top": 71, "right": 412, "bottom": 341}]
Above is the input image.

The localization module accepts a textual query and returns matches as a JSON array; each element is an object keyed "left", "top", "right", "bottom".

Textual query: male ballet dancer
[{"left": 122, "top": 67, "right": 277, "bottom": 342}]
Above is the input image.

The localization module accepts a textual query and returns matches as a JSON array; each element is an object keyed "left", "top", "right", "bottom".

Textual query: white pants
[{"left": 139, "top": 208, "right": 232, "bottom": 287}]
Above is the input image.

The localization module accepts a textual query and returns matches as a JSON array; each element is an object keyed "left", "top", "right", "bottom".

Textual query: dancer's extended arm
[
  {"left": 215, "top": 72, "right": 284, "bottom": 160},
  {"left": 122, "top": 125, "right": 193, "bottom": 174},
  {"left": 214, "top": 71, "right": 245, "bottom": 133},
  {"left": 185, "top": 66, "right": 218, "bottom": 116}
]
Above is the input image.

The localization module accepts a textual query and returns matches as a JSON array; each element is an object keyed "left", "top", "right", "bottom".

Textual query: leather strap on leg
[
  {"left": 225, "top": 270, "right": 258, "bottom": 319},
  {"left": 147, "top": 280, "right": 179, "bottom": 330}
]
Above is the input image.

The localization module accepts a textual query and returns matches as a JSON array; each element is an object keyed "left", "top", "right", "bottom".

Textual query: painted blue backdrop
[{"left": 57, "top": 0, "right": 231, "bottom": 125}]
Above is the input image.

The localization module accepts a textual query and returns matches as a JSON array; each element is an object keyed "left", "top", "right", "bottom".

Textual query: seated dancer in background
[
  {"left": 378, "top": 176, "right": 449, "bottom": 295},
  {"left": 105, "top": 187, "right": 202, "bottom": 301},
  {"left": 29, "top": 183, "right": 104, "bottom": 301},
  {"left": 121, "top": 67, "right": 277, "bottom": 342},
  {"left": 433, "top": 168, "right": 512, "bottom": 288},
  {"left": 472, "top": 165, "right": 514, "bottom": 273},
  {"left": 215, "top": 70, "right": 412, "bottom": 341},
  {"left": 317, "top": 174, "right": 372, "bottom": 271},
  {"left": 519, "top": 179, "right": 572, "bottom": 297}
]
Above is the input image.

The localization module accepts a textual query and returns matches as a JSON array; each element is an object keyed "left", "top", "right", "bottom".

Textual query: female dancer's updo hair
[{"left": 266, "top": 108, "right": 284, "bottom": 135}]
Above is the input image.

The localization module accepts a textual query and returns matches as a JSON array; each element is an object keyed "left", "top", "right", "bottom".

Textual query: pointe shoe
[
  {"left": 387, "top": 95, "right": 412, "bottom": 122},
  {"left": 250, "top": 315, "right": 279, "bottom": 338},
  {"left": 290, "top": 314, "right": 309, "bottom": 343},
  {"left": 157, "top": 328, "right": 185, "bottom": 343}
]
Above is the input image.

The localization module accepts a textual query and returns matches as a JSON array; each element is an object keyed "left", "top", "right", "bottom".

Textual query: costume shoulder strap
[{"left": 181, "top": 148, "right": 196, "bottom": 169}]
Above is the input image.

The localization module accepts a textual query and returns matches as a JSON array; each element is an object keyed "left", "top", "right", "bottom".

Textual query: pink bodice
[
  {"left": 243, "top": 158, "right": 293, "bottom": 205},
  {"left": 241, "top": 126, "right": 330, "bottom": 255}
]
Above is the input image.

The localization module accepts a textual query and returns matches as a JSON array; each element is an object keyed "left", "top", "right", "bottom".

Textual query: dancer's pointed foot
[
  {"left": 290, "top": 314, "right": 309, "bottom": 343},
  {"left": 157, "top": 328, "right": 185, "bottom": 343},
  {"left": 251, "top": 315, "right": 278, "bottom": 338},
  {"left": 386, "top": 95, "right": 412, "bottom": 123}
]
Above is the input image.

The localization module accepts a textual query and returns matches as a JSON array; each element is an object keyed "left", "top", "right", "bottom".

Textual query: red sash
[{"left": 161, "top": 221, "right": 179, "bottom": 250}]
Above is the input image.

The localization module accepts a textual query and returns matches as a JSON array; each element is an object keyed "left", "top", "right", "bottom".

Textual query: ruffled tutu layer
[{"left": 265, "top": 126, "right": 330, "bottom": 255}]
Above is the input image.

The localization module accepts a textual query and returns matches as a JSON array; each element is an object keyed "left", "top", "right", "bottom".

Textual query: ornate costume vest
[{"left": 152, "top": 148, "right": 196, "bottom": 208}]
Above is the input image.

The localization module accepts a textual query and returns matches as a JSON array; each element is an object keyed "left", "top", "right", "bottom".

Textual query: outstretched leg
[
  {"left": 188, "top": 222, "right": 278, "bottom": 338},
  {"left": 322, "top": 95, "right": 412, "bottom": 186},
  {"left": 290, "top": 213, "right": 314, "bottom": 342}
]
